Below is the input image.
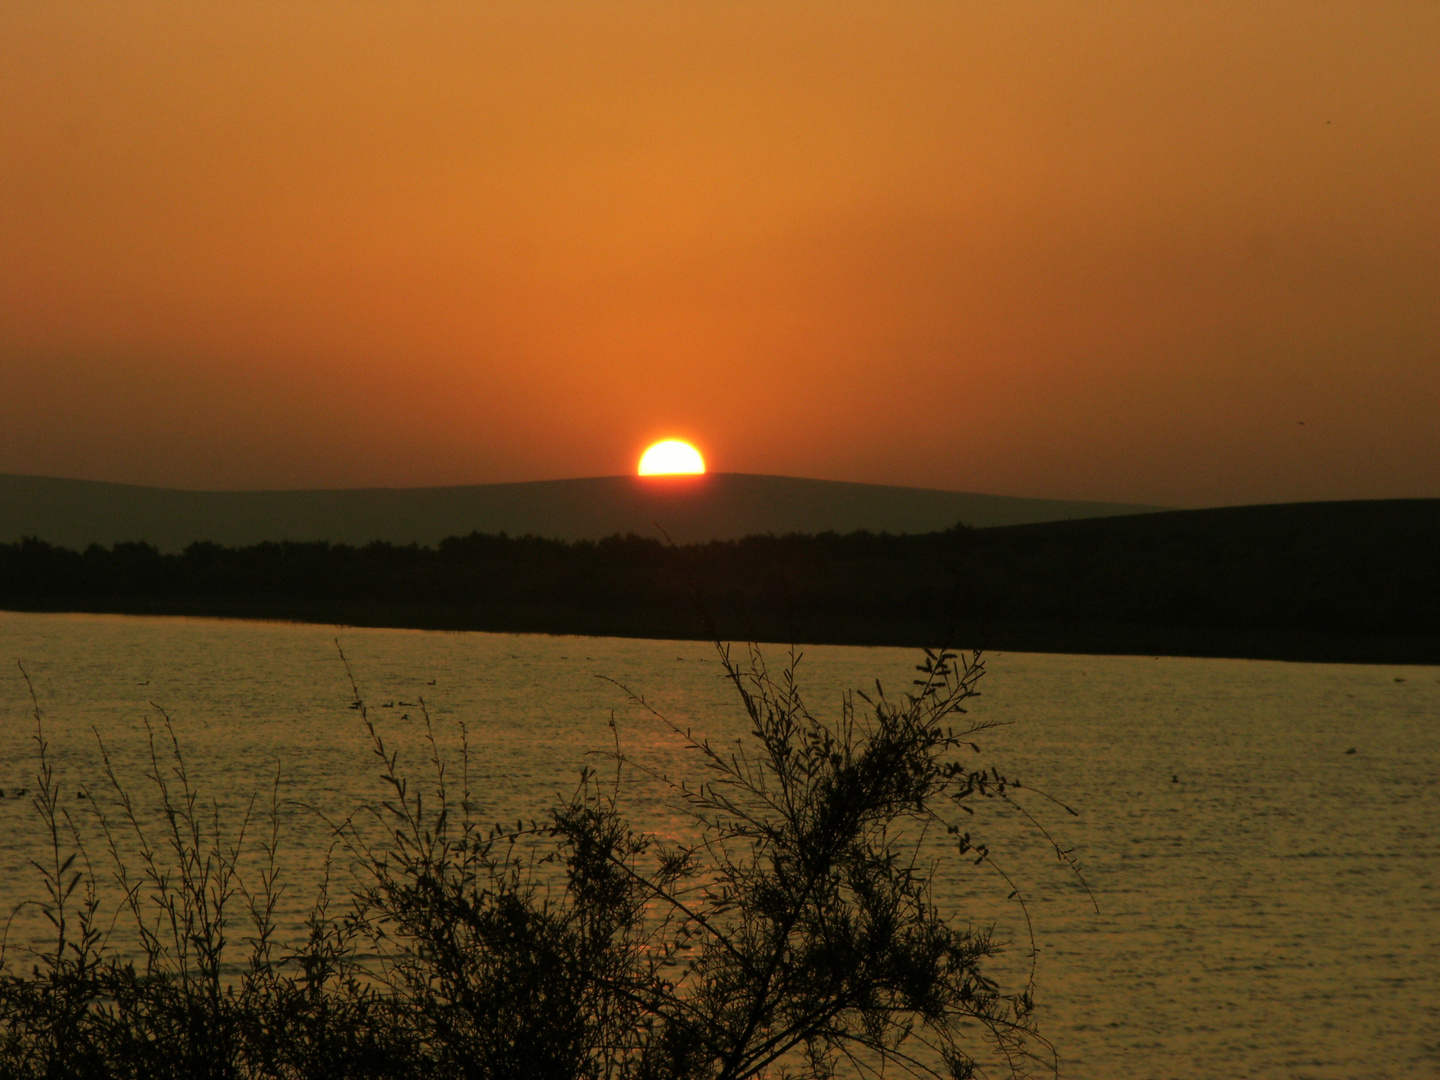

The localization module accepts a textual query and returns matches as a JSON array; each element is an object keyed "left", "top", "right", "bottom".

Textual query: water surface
[{"left": 1, "top": 612, "right": 1435, "bottom": 1079}]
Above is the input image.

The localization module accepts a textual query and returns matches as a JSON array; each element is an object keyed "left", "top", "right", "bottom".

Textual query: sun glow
[{"left": 638, "top": 440, "right": 706, "bottom": 476}]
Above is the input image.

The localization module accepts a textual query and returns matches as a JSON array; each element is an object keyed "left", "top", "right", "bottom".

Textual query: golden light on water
[{"left": 638, "top": 440, "right": 706, "bottom": 476}]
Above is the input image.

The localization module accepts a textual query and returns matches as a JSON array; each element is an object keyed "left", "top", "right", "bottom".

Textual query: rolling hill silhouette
[{"left": 0, "top": 473, "right": 1159, "bottom": 551}]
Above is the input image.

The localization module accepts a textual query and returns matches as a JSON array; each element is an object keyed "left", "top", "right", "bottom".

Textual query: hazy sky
[{"left": 2, "top": 2, "right": 1437, "bottom": 506}]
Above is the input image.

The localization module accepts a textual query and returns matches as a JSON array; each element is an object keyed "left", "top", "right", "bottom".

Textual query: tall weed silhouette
[{"left": 1, "top": 643, "right": 1088, "bottom": 1079}]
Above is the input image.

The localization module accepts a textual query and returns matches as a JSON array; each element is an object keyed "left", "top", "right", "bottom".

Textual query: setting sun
[{"left": 638, "top": 440, "right": 706, "bottom": 476}]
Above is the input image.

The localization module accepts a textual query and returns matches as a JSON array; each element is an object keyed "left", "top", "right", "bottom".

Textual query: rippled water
[{"left": 1, "top": 611, "right": 1436, "bottom": 1079}]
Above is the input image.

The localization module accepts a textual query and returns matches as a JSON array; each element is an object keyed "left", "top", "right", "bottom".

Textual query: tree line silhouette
[{"left": 1, "top": 499, "right": 1436, "bottom": 662}]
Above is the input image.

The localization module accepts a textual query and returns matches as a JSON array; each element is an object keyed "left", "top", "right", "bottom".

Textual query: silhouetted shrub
[{"left": 1, "top": 644, "right": 1082, "bottom": 1079}]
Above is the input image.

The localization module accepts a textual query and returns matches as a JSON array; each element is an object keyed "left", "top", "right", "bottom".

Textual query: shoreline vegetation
[
  {"left": 3, "top": 499, "right": 1437, "bottom": 664},
  {"left": 0, "top": 643, "right": 1075, "bottom": 1079}
]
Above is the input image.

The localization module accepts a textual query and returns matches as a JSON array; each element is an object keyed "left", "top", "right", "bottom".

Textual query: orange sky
[{"left": 2, "top": 2, "right": 1437, "bottom": 506}]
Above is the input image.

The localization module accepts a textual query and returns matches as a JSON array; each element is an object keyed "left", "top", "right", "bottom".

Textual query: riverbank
[{"left": 6, "top": 596, "right": 1438, "bottom": 663}]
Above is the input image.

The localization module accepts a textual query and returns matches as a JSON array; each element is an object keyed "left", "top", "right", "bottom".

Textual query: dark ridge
[
  {"left": 1, "top": 498, "right": 1436, "bottom": 664},
  {"left": 0, "top": 471, "right": 1160, "bottom": 551}
]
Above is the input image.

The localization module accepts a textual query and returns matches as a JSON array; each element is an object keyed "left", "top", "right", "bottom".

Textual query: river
[{"left": 1, "top": 611, "right": 1435, "bottom": 1078}]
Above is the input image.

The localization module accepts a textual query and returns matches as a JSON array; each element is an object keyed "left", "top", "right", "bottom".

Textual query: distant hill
[{"left": 0, "top": 473, "right": 1160, "bottom": 551}]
